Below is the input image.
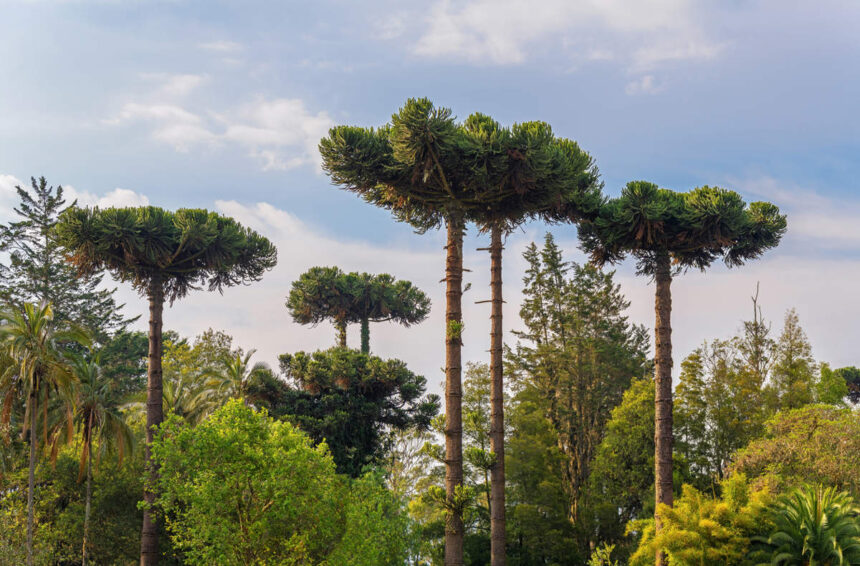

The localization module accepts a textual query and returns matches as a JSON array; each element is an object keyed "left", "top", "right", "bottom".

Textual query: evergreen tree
[
  {"left": 767, "top": 309, "right": 817, "bottom": 411},
  {"left": 578, "top": 181, "right": 785, "bottom": 564},
  {"left": 287, "top": 266, "right": 430, "bottom": 353},
  {"left": 510, "top": 234, "right": 650, "bottom": 543},
  {"left": 321, "top": 98, "right": 601, "bottom": 565},
  {"left": 56, "top": 206, "right": 277, "bottom": 565},
  {"left": 0, "top": 177, "right": 133, "bottom": 343}
]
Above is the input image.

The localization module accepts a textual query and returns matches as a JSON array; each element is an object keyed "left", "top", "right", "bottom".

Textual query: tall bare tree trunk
[
  {"left": 140, "top": 277, "right": 164, "bottom": 566},
  {"left": 489, "top": 226, "right": 506, "bottom": 566},
  {"left": 336, "top": 320, "right": 347, "bottom": 348},
  {"left": 82, "top": 434, "right": 92, "bottom": 566},
  {"left": 27, "top": 391, "right": 37, "bottom": 566},
  {"left": 444, "top": 217, "right": 465, "bottom": 566},
  {"left": 654, "top": 253, "right": 673, "bottom": 566},
  {"left": 360, "top": 317, "right": 370, "bottom": 354}
]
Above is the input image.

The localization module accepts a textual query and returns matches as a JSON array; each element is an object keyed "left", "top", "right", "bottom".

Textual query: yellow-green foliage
[{"left": 628, "top": 474, "right": 772, "bottom": 566}]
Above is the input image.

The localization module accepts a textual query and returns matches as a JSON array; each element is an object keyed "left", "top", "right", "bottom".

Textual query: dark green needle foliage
[
  {"left": 55, "top": 205, "right": 277, "bottom": 566},
  {"left": 578, "top": 180, "right": 786, "bottom": 564},
  {"left": 321, "top": 98, "right": 602, "bottom": 563},
  {"left": 287, "top": 266, "right": 430, "bottom": 353},
  {"left": 276, "top": 347, "right": 440, "bottom": 477}
]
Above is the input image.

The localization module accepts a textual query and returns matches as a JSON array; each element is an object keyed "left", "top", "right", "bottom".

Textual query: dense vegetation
[{"left": 0, "top": 98, "right": 858, "bottom": 566}]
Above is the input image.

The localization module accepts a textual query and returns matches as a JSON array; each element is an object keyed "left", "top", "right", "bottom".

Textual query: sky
[{"left": 2, "top": 0, "right": 860, "bottom": 393}]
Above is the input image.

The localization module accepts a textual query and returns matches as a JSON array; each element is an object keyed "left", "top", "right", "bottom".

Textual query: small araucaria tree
[
  {"left": 287, "top": 266, "right": 430, "bottom": 353},
  {"left": 320, "top": 98, "right": 601, "bottom": 565},
  {"left": 578, "top": 181, "right": 785, "bottom": 566},
  {"left": 56, "top": 207, "right": 277, "bottom": 566}
]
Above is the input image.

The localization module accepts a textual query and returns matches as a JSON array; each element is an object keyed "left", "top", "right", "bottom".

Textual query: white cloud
[
  {"left": 106, "top": 76, "right": 333, "bottom": 171},
  {"left": 65, "top": 186, "right": 150, "bottom": 208},
  {"left": 412, "top": 0, "right": 724, "bottom": 73},
  {"left": 197, "top": 40, "right": 242, "bottom": 53},
  {"left": 625, "top": 74, "right": 663, "bottom": 95}
]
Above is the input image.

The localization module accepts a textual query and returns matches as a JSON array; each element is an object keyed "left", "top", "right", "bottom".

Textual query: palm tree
[
  {"left": 762, "top": 484, "right": 860, "bottom": 565},
  {"left": 56, "top": 206, "right": 277, "bottom": 565},
  {"left": 578, "top": 181, "right": 786, "bottom": 566},
  {"left": 53, "top": 354, "right": 133, "bottom": 566},
  {"left": 321, "top": 99, "right": 601, "bottom": 565},
  {"left": 0, "top": 302, "right": 89, "bottom": 566},
  {"left": 125, "top": 372, "right": 219, "bottom": 427},
  {"left": 215, "top": 349, "right": 270, "bottom": 403}
]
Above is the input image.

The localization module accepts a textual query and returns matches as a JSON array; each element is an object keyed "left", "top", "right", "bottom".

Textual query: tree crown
[
  {"left": 319, "top": 97, "right": 603, "bottom": 231},
  {"left": 578, "top": 181, "right": 787, "bottom": 275},
  {"left": 55, "top": 206, "right": 277, "bottom": 301}
]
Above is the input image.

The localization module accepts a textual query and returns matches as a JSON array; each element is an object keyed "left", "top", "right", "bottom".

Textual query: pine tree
[{"left": 0, "top": 177, "right": 133, "bottom": 343}]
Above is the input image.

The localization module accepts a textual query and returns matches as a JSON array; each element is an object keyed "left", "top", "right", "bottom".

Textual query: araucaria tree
[
  {"left": 320, "top": 98, "right": 600, "bottom": 565},
  {"left": 578, "top": 181, "right": 786, "bottom": 565},
  {"left": 56, "top": 207, "right": 277, "bottom": 565},
  {"left": 287, "top": 266, "right": 430, "bottom": 353}
]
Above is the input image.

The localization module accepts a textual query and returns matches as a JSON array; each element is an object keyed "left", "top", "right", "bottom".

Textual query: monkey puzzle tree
[
  {"left": 463, "top": 114, "right": 602, "bottom": 565},
  {"left": 55, "top": 206, "right": 277, "bottom": 566},
  {"left": 578, "top": 181, "right": 785, "bottom": 566},
  {"left": 287, "top": 266, "right": 430, "bottom": 353},
  {"left": 320, "top": 98, "right": 601, "bottom": 565}
]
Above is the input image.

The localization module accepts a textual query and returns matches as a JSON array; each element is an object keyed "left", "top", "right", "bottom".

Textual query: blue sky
[{"left": 2, "top": 0, "right": 860, "bottom": 389}]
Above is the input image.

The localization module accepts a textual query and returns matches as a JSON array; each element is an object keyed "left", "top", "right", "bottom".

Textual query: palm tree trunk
[
  {"left": 336, "top": 320, "right": 347, "bottom": 348},
  {"left": 360, "top": 317, "right": 370, "bottom": 354},
  {"left": 27, "top": 391, "right": 37, "bottom": 566},
  {"left": 444, "top": 216, "right": 465, "bottom": 566},
  {"left": 82, "top": 434, "right": 92, "bottom": 566},
  {"left": 654, "top": 253, "right": 673, "bottom": 566},
  {"left": 489, "top": 226, "right": 506, "bottom": 566},
  {"left": 140, "top": 277, "right": 164, "bottom": 566}
]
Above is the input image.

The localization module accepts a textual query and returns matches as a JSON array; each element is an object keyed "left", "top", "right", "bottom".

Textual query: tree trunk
[
  {"left": 336, "top": 319, "right": 347, "bottom": 348},
  {"left": 360, "top": 317, "right": 370, "bottom": 354},
  {"left": 27, "top": 390, "right": 37, "bottom": 566},
  {"left": 83, "top": 434, "right": 93, "bottom": 566},
  {"left": 489, "top": 226, "right": 506, "bottom": 566},
  {"left": 444, "top": 217, "right": 465, "bottom": 566},
  {"left": 140, "top": 277, "right": 164, "bottom": 566},
  {"left": 654, "top": 253, "right": 673, "bottom": 566}
]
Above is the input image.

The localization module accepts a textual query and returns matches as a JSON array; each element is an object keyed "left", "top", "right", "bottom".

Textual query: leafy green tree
[
  {"left": 834, "top": 366, "right": 860, "bottom": 404},
  {"left": 152, "top": 400, "right": 414, "bottom": 565},
  {"left": 510, "top": 234, "right": 650, "bottom": 535},
  {"left": 321, "top": 98, "right": 602, "bottom": 564},
  {"left": 287, "top": 266, "right": 430, "bottom": 352},
  {"left": 62, "top": 355, "right": 133, "bottom": 566},
  {"left": 0, "top": 302, "right": 89, "bottom": 566},
  {"left": 815, "top": 363, "right": 850, "bottom": 406},
  {"left": 766, "top": 309, "right": 818, "bottom": 411},
  {"left": 759, "top": 484, "right": 860, "bottom": 566},
  {"left": 628, "top": 474, "right": 773, "bottom": 566},
  {"left": 730, "top": 405, "right": 860, "bottom": 498},
  {"left": 99, "top": 330, "right": 149, "bottom": 397},
  {"left": 0, "top": 177, "right": 132, "bottom": 343},
  {"left": 56, "top": 206, "right": 277, "bottom": 565},
  {"left": 277, "top": 347, "right": 439, "bottom": 477},
  {"left": 578, "top": 181, "right": 786, "bottom": 562}
]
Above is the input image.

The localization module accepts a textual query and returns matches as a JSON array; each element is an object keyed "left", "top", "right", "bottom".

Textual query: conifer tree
[
  {"left": 56, "top": 206, "right": 277, "bottom": 565},
  {"left": 320, "top": 99, "right": 601, "bottom": 565},
  {"left": 578, "top": 181, "right": 785, "bottom": 566},
  {"left": 287, "top": 266, "right": 430, "bottom": 353},
  {"left": 0, "top": 177, "right": 132, "bottom": 343}
]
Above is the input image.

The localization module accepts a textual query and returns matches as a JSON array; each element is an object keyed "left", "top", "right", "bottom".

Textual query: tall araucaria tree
[
  {"left": 287, "top": 266, "right": 430, "bottom": 353},
  {"left": 463, "top": 114, "right": 602, "bottom": 565},
  {"left": 55, "top": 206, "right": 277, "bottom": 566},
  {"left": 578, "top": 181, "right": 786, "bottom": 566},
  {"left": 320, "top": 98, "right": 601, "bottom": 565}
]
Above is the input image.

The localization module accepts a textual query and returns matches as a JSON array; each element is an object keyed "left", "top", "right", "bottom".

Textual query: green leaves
[
  {"left": 579, "top": 180, "right": 787, "bottom": 275},
  {"left": 56, "top": 206, "right": 277, "bottom": 302},
  {"left": 320, "top": 97, "right": 602, "bottom": 233}
]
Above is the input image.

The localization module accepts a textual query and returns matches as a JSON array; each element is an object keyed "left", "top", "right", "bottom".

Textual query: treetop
[
  {"left": 55, "top": 206, "right": 277, "bottom": 302},
  {"left": 578, "top": 180, "right": 787, "bottom": 275},
  {"left": 320, "top": 97, "right": 603, "bottom": 232}
]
